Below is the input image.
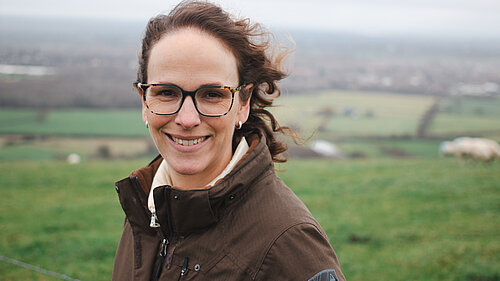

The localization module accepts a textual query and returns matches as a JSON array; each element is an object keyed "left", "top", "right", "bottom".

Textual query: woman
[{"left": 113, "top": 1, "right": 345, "bottom": 280}]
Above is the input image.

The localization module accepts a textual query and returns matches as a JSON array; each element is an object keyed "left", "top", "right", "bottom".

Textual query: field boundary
[{"left": 0, "top": 255, "right": 80, "bottom": 281}]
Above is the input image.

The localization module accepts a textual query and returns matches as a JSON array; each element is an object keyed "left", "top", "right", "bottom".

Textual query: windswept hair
[{"left": 136, "top": 0, "right": 294, "bottom": 162}]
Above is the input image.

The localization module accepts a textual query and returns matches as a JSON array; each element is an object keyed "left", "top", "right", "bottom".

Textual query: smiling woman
[
  {"left": 142, "top": 27, "right": 247, "bottom": 188},
  {"left": 112, "top": 1, "right": 346, "bottom": 280}
]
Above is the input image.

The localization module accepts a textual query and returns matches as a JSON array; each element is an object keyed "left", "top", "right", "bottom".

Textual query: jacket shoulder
[
  {"left": 224, "top": 172, "right": 342, "bottom": 279},
  {"left": 255, "top": 222, "right": 346, "bottom": 281},
  {"left": 246, "top": 171, "right": 319, "bottom": 228}
]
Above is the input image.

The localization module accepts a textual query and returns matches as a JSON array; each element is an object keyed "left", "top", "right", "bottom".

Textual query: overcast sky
[{"left": 1, "top": 0, "right": 500, "bottom": 38}]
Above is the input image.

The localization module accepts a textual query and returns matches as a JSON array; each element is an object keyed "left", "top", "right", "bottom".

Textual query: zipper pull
[
  {"left": 155, "top": 238, "right": 169, "bottom": 280},
  {"left": 150, "top": 210, "right": 160, "bottom": 228},
  {"left": 178, "top": 257, "right": 189, "bottom": 281},
  {"left": 160, "top": 238, "right": 169, "bottom": 257}
]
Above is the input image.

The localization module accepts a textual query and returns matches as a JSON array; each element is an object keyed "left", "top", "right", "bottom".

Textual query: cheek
[
  {"left": 213, "top": 116, "right": 236, "bottom": 140},
  {"left": 147, "top": 114, "right": 171, "bottom": 129}
]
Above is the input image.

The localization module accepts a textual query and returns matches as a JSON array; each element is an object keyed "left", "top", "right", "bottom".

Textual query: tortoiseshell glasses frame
[{"left": 137, "top": 83, "right": 244, "bottom": 117}]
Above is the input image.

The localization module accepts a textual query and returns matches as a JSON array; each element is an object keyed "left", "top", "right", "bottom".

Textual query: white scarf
[{"left": 147, "top": 137, "right": 249, "bottom": 227}]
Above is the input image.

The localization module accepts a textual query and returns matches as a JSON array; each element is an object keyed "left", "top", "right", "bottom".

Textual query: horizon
[
  {"left": 1, "top": 0, "right": 500, "bottom": 40},
  {"left": 2, "top": 14, "right": 500, "bottom": 44}
]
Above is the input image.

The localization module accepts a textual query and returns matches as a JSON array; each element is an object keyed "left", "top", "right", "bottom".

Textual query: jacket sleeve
[{"left": 255, "top": 223, "right": 346, "bottom": 281}]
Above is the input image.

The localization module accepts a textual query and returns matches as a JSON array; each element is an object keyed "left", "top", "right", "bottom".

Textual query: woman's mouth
[{"left": 169, "top": 135, "right": 208, "bottom": 146}]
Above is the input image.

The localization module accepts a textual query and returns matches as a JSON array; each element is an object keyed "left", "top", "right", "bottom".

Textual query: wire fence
[{"left": 0, "top": 255, "right": 81, "bottom": 281}]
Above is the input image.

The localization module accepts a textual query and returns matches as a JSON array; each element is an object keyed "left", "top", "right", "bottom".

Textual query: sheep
[
  {"left": 310, "top": 140, "right": 346, "bottom": 159},
  {"left": 439, "top": 137, "right": 500, "bottom": 162}
]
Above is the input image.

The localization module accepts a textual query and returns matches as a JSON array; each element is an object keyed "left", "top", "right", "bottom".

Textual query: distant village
[{"left": 1, "top": 18, "right": 500, "bottom": 108}]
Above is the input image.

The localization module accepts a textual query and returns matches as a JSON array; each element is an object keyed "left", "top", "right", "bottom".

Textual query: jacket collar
[
  {"left": 147, "top": 136, "right": 250, "bottom": 229},
  {"left": 115, "top": 133, "right": 273, "bottom": 236}
]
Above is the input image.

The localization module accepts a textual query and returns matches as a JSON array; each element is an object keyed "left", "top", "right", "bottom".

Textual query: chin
[{"left": 169, "top": 161, "right": 205, "bottom": 176}]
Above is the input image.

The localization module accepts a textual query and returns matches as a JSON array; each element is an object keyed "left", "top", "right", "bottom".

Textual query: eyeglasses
[{"left": 138, "top": 83, "right": 244, "bottom": 117}]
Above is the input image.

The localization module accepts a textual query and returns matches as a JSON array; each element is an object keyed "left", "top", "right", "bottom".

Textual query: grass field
[
  {"left": 0, "top": 136, "right": 154, "bottom": 161},
  {"left": 3, "top": 91, "right": 499, "bottom": 162},
  {"left": 1, "top": 158, "right": 499, "bottom": 281},
  {"left": 274, "top": 90, "right": 435, "bottom": 138},
  {"left": 429, "top": 97, "right": 500, "bottom": 137},
  {"left": 1, "top": 90, "right": 499, "bottom": 280},
  {"left": 0, "top": 90, "right": 443, "bottom": 140},
  {"left": 1, "top": 92, "right": 499, "bottom": 142},
  {"left": 0, "top": 136, "right": 444, "bottom": 161},
  {"left": 0, "top": 109, "right": 146, "bottom": 137},
  {"left": 332, "top": 138, "right": 443, "bottom": 158}
]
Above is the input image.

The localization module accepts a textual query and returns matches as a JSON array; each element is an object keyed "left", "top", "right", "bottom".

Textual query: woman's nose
[{"left": 174, "top": 96, "right": 201, "bottom": 129}]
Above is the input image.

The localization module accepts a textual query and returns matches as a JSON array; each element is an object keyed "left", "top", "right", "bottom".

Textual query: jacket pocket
[{"left": 134, "top": 234, "right": 142, "bottom": 269}]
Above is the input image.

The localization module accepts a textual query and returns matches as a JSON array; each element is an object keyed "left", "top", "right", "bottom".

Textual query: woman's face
[{"left": 143, "top": 28, "right": 250, "bottom": 189}]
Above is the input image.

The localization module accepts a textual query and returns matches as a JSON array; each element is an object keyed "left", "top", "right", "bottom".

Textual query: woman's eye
[
  {"left": 198, "top": 90, "right": 227, "bottom": 101},
  {"left": 206, "top": 91, "right": 224, "bottom": 98},
  {"left": 158, "top": 90, "right": 177, "bottom": 96},
  {"left": 153, "top": 88, "right": 181, "bottom": 99}
]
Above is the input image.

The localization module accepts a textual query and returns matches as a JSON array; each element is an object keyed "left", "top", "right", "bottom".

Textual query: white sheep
[
  {"left": 310, "top": 140, "right": 345, "bottom": 159},
  {"left": 439, "top": 137, "right": 500, "bottom": 162}
]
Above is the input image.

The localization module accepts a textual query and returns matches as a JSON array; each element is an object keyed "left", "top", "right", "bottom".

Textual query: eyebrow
[{"left": 154, "top": 82, "right": 224, "bottom": 88}]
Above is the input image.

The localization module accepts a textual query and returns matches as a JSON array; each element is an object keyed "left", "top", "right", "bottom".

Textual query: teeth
[{"left": 171, "top": 136, "right": 206, "bottom": 146}]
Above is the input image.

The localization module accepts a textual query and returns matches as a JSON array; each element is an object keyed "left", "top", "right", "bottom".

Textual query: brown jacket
[{"left": 112, "top": 134, "right": 346, "bottom": 281}]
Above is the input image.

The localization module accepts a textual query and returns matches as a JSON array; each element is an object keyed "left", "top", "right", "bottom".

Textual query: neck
[
  {"left": 169, "top": 152, "right": 232, "bottom": 190},
  {"left": 170, "top": 171, "right": 215, "bottom": 190}
]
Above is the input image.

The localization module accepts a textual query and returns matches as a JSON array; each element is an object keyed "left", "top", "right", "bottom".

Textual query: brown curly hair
[{"left": 135, "top": 0, "right": 293, "bottom": 162}]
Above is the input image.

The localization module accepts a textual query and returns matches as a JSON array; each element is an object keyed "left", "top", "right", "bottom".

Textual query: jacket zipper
[
  {"left": 154, "top": 186, "right": 176, "bottom": 280},
  {"left": 130, "top": 176, "right": 173, "bottom": 281},
  {"left": 154, "top": 238, "right": 169, "bottom": 281},
  {"left": 177, "top": 257, "right": 189, "bottom": 281}
]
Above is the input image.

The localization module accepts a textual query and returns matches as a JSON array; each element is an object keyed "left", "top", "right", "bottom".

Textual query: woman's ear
[
  {"left": 237, "top": 84, "right": 253, "bottom": 124},
  {"left": 138, "top": 87, "right": 148, "bottom": 123},
  {"left": 142, "top": 105, "right": 148, "bottom": 123}
]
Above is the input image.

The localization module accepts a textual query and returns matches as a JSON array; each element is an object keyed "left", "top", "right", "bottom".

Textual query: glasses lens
[
  {"left": 145, "top": 86, "right": 182, "bottom": 114},
  {"left": 195, "top": 88, "right": 233, "bottom": 116}
]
